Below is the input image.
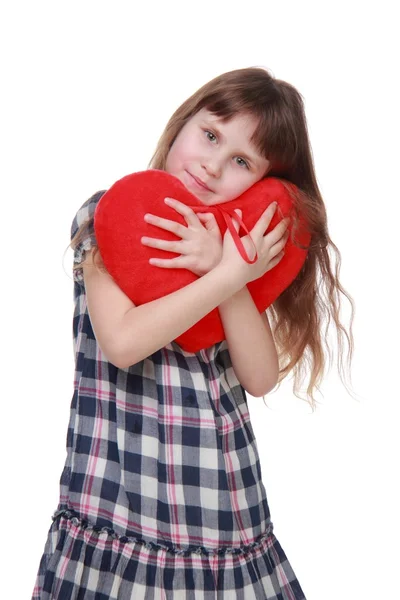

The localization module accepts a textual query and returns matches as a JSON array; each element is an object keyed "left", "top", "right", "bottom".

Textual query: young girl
[{"left": 32, "top": 67, "right": 353, "bottom": 599}]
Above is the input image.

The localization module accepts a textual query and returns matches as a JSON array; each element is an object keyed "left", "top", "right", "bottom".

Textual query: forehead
[{"left": 195, "top": 108, "right": 259, "bottom": 137}]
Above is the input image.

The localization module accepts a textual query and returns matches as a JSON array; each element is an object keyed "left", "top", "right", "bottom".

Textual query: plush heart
[{"left": 94, "top": 170, "right": 310, "bottom": 352}]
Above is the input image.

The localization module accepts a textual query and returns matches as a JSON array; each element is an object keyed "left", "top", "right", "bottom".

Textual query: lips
[{"left": 187, "top": 171, "right": 212, "bottom": 192}]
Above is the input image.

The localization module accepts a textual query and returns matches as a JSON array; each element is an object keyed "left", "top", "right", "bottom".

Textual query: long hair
[
  {"left": 72, "top": 67, "right": 355, "bottom": 409},
  {"left": 148, "top": 67, "right": 355, "bottom": 409}
]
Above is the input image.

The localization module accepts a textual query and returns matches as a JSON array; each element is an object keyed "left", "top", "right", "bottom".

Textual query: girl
[{"left": 32, "top": 67, "right": 353, "bottom": 599}]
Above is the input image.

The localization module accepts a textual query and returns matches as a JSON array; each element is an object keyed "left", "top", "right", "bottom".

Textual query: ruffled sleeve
[{"left": 71, "top": 190, "right": 106, "bottom": 284}]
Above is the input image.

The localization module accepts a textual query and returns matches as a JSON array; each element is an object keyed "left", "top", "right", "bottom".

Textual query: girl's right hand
[{"left": 219, "top": 203, "right": 290, "bottom": 287}]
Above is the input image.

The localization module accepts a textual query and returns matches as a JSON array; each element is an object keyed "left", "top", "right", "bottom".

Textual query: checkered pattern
[{"left": 32, "top": 193, "right": 306, "bottom": 599}]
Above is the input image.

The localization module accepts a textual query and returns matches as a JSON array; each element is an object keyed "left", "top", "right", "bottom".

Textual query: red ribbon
[{"left": 189, "top": 205, "right": 258, "bottom": 265}]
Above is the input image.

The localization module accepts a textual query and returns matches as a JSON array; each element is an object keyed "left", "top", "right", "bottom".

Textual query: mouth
[{"left": 186, "top": 171, "right": 212, "bottom": 192}]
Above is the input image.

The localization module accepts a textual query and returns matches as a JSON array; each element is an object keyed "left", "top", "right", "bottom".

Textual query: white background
[{"left": 1, "top": 1, "right": 399, "bottom": 598}]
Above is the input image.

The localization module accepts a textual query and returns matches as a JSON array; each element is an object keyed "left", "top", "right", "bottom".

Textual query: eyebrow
[{"left": 202, "top": 119, "right": 263, "bottom": 167}]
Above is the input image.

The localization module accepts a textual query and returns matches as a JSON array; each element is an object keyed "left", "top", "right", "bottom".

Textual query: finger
[
  {"left": 268, "top": 250, "right": 285, "bottom": 270},
  {"left": 197, "top": 212, "right": 217, "bottom": 226},
  {"left": 251, "top": 202, "right": 278, "bottom": 239},
  {"left": 141, "top": 236, "right": 182, "bottom": 254},
  {"left": 273, "top": 224, "right": 290, "bottom": 246},
  {"left": 164, "top": 197, "right": 202, "bottom": 228},
  {"left": 264, "top": 217, "right": 290, "bottom": 247},
  {"left": 269, "top": 232, "right": 289, "bottom": 258},
  {"left": 144, "top": 212, "right": 189, "bottom": 239},
  {"left": 148, "top": 255, "right": 189, "bottom": 269},
  {"left": 197, "top": 213, "right": 222, "bottom": 238},
  {"left": 197, "top": 212, "right": 216, "bottom": 223},
  {"left": 273, "top": 217, "right": 291, "bottom": 239}
]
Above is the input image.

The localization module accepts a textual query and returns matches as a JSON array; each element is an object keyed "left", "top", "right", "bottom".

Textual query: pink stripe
[
  {"left": 81, "top": 346, "right": 104, "bottom": 507},
  {"left": 73, "top": 383, "right": 115, "bottom": 399},
  {"left": 270, "top": 542, "right": 297, "bottom": 600},
  {"left": 115, "top": 397, "right": 219, "bottom": 427},
  {"left": 162, "top": 349, "right": 183, "bottom": 547},
  {"left": 52, "top": 520, "right": 76, "bottom": 596},
  {"left": 220, "top": 424, "right": 248, "bottom": 542},
  {"left": 270, "top": 541, "right": 297, "bottom": 598},
  {"left": 157, "top": 548, "right": 168, "bottom": 600},
  {"left": 204, "top": 347, "right": 250, "bottom": 545},
  {"left": 210, "top": 553, "right": 219, "bottom": 589},
  {"left": 115, "top": 397, "right": 158, "bottom": 414}
]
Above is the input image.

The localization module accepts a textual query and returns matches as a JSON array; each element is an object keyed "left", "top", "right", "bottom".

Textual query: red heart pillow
[{"left": 94, "top": 170, "right": 310, "bottom": 352}]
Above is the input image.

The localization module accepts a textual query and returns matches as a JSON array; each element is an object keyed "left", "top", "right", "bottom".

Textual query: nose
[{"left": 201, "top": 155, "right": 222, "bottom": 178}]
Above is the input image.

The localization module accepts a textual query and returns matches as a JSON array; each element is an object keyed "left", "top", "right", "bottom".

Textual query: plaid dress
[{"left": 32, "top": 193, "right": 306, "bottom": 599}]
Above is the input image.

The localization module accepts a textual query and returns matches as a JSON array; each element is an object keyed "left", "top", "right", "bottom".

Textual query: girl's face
[{"left": 165, "top": 109, "right": 270, "bottom": 205}]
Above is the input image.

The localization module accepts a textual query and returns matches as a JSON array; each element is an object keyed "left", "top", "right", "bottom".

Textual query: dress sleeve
[{"left": 71, "top": 190, "right": 107, "bottom": 284}]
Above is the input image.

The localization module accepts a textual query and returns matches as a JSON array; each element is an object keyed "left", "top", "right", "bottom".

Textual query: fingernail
[{"left": 165, "top": 197, "right": 173, "bottom": 203}]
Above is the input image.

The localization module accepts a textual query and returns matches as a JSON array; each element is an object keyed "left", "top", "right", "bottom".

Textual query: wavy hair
[
  {"left": 148, "top": 67, "right": 355, "bottom": 409},
  {"left": 71, "top": 67, "right": 355, "bottom": 409}
]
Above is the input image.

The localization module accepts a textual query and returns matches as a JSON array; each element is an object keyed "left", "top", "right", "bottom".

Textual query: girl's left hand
[{"left": 141, "top": 198, "right": 223, "bottom": 277}]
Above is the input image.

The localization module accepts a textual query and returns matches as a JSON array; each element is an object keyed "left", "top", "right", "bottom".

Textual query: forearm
[
  {"left": 117, "top": 266, "right": 242, "bottom": 367},
  {"left": 218, "top": 287, "right": 279, "bottom": 397}
]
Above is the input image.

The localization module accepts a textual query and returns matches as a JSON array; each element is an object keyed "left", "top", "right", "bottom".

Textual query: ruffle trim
[{"left": 52, "top": 508, "right": 274, "bottom": 557}]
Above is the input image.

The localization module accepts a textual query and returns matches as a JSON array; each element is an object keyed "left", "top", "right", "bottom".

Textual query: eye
[
  {"left": 235, "top": 157, "right": 249, "bottom": 169},
  {"left": 204, "top": 130, "right": 217, "bottom": 143}
]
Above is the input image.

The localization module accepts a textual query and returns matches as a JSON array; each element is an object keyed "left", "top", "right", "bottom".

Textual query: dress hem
[{"left": 52, "top": 508, "right": 274, "bottom": 558}]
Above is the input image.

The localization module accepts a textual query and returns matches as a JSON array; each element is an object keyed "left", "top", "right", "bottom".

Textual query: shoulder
[{"left": 70, "top": 190, "right": 107, "bottom": 240}]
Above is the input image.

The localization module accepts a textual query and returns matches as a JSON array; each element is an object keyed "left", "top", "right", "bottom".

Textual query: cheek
[
  {"left": 229, "top": 172, "right": 254, "bottom": 192},
  {"left": 167, "top": 139, "right": 187, "bottom": 167},
  {"left": 165, "top": 144, "right": 181, "bottom": 172},
  {"left": 222, "top": 174, "right": 258, "bottom": 201}
]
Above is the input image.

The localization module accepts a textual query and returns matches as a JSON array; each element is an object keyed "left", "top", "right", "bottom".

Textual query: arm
[
  {"left": 84, "top": 202, "right": 287, "bottom": 370},
  {"left": 83, "top": 250, "right": 243, "bottom": 369},
  {"left": 218, "top": 287, "right": 279, "bottom": 397}
]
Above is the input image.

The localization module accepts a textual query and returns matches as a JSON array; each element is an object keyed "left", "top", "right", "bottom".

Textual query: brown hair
[{"left": 72, "top": 67, "right": 355, "bottom": 409}]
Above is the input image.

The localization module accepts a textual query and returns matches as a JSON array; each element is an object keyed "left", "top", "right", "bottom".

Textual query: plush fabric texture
[{"left": 94, "top": 170, "right": 310, "bottom": 352}]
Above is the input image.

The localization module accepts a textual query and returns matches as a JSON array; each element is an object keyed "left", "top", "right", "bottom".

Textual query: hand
[
  {"left": 219, "top": 203, "right": 290, "bottom": 287},
  {"left": 141, "top": 197, "right": 223, "bottom": 277}
]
